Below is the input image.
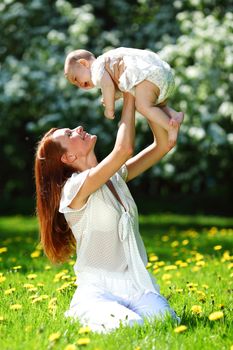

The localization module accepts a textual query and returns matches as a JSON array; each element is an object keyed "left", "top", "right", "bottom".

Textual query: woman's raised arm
[
  {"left": 70, "top": 93, "right": 135, "bottom": 208},
  {"left": 125, "top": 120, "right": 171, "bottom": 182}
]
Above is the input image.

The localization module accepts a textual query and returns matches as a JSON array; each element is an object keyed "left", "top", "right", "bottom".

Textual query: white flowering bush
[{"left": 0, "top": 0, "right": 232, "bottom": 212}]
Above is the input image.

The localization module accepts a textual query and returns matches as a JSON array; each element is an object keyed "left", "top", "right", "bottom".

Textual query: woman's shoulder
[{"left": 59, "top": 170, "right": 90, "bottom": 213}]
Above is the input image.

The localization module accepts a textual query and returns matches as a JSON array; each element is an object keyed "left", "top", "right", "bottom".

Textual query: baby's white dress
[{"left": 91, "top": 47, "right": 175, "bottom": 104}]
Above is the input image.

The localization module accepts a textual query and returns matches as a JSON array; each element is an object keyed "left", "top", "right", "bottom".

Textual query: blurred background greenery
[{"left": 0, "top": 0, "right": 232, "bottom": 216}]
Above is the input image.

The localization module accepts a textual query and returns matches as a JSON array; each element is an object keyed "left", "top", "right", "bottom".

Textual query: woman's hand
[{"left": 105, "top": 58, "right": 125, "bottom": 87}]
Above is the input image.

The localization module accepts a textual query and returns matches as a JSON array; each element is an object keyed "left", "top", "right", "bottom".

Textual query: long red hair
[{"left": 35, "top": 128, "right": 76, "bottom": 263}]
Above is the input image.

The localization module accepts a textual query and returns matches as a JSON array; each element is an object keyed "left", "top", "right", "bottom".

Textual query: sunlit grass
[{"left": 0, "top": 215, "right": 233, "bottom": 350}]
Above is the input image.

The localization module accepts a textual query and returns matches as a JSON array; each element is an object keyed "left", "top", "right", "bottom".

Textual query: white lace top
[
  {"left": 91, "top": 47, "right": 175, "bottom": 104},
  {"left": 59, "top": 165, "right": 160, "bottom": 295}
]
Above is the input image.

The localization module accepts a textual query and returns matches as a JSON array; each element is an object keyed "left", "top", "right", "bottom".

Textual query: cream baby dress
[{"left": 91, "top": 47, "right": 175, "bottom": 104}]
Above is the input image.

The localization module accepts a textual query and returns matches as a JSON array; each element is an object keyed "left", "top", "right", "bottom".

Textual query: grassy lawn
[{"left": 0, "top": 214, "right": 232, "bottom": 350}]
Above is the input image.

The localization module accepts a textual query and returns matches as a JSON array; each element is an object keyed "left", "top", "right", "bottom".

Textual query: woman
[{"left": 35, "top": 64, "right": 180, "bottom": 333}]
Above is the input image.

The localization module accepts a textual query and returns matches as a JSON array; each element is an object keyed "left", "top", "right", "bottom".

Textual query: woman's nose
[{"left": 75, "top": 126, "right": 83, "bottom": 133}]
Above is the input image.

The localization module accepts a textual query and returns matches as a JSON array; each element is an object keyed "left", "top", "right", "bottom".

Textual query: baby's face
[{"left": 71, "top": 64, "right": 94, "bottom": 90}]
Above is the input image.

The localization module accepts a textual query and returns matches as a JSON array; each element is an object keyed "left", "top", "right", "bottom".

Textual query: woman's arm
[
  {"left": 71, "top": 93, "right": 135, "bottom": 208},
  {"left": 126, "top": 120, "right": 171, "bottom": 181}
]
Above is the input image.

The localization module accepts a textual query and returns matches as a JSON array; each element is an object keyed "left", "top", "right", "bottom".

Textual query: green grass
[{"left": 0, "top": 214, "right": 233, "bottom": 350}]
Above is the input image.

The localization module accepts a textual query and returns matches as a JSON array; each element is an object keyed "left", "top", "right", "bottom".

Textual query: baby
[{"left": 64, "top": 47, "right": 184, "bottom": 147}]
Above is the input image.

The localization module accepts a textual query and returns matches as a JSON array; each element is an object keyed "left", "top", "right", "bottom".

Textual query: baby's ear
[{"left": 78, "top": 58, "right": 90, "bottom": 68}]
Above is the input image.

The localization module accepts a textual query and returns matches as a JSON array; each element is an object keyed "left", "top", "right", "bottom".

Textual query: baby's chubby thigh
[{"left": 135, "top": 80, "right": 160, "bottom": 116}]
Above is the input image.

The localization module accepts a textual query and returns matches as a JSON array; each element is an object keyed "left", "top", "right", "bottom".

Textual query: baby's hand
[{"left": 104, "top": 108, "right": 115, "bottom": 120}]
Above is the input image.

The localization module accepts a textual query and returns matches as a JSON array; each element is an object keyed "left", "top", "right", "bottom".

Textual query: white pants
[{"left": 65, "top": 270, "right": 180, "bottom": 333}]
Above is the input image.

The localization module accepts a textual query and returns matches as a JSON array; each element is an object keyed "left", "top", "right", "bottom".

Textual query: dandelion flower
[
  {"left": 10, "top": 304, "right": 22, "bottom": 310},
  {"left": 171, "top": 241, "right": 179, "bottom": 248},
  {"left": 149, "top": 255, "right": 159, "bottom": 262},
  {"left": 0, "top": 247, "right": 7, "bottom": 254},
  {"left": 174, "top": 325, "right": 187, "bottom": 333},
  {"left": 162, "top": 273, "right": 172, "bottom": 281},
  {"left": 182, "top": 239, "right": 189, "bottom": 246},
  {"left": 214, "top": 245, "right": 222, "bottom": 251},
  {"left": 12, "top": 266, "right": 22, "bottom": 270},
  {"left": 191, "top": 305, "right": 202, "bottom": 315},
  {"left": 27, "top": 274, "right": 37, "bottom": 280},
  {"left": 31, "top": 251, "right": 41, "bottom": 258},
  {"left": 4, "top": 288, "right": 16, "bottom": 295},
  {"left": 0, "top": 275, "right": 6, "bottom": 283},
  {"left": 49, "top": 332, "right": 61, "bottom": 342},
  {"left": 78, "top": 326, "right": 91, "bottom": 334},
  {"left": 164, "top": 265, "right": 177, "bottom": 271},
  {"left": 208, "top": 311, "right": 224, "bottom": 321},
  {"left": 23, "top": 283, "right": 35, "bottom": 289},
  {"left": 45, "top": 265, "right": 51, "bottom": 270},
  {"left": 76, "top": 338, "right": 90, "bottom": 346},
  {"left": 0, "top": 316, "right": 5, "bottom": 321},
  {"left": 64, "top": 345, "right": 76, "bottom": 350}
]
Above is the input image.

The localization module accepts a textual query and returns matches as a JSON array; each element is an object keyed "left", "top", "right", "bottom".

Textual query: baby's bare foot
[
  {"left": 168, "top": 118, "right": 180, "bottom": 149},
  {"left": 171, "top": 111, "right": 184, "bottom": 124}
]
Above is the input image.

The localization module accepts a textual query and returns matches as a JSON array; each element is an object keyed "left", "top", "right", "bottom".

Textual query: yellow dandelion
[
  {"left": 0, "top": 275, "right": 6, "bottom": 283},
  {"left": 64, "top": 345, "right": 76, "bottom": 350},
  {"left": 218, "top": 304, "right": 224, "bottom": 309},
  {"left": 4, "top": 288, "right": 16, "bottom": 295},
  {"left": 182, "top": 239, "right": 189, "bottom": 246},
  {"left": 44, "top": 265, "right": 51, "bottom": 270},
  {"left": 146, "top": 262, "right": 152, "bottom": 269},
  {"left": 161, "top": 235, "right": 169, "bottom": 242},
  {"left": 0, "top": 247, "right": 7, "bottom": 254},
  {"left": 174, "top": 325, "right": 187, "bottom": 333},
  {"left": 171, "top": 241, "right": 179, "bottom": 248},
  {"left": 76, "top": 338, "right": 91, "bottom": 346},
  {"left": 37, "top": 283, "right": 45, "bottom": 287},
  {"left": 134, "top": 347, "right": 141, "bottom": 350},
  {"left": 61, "top": 275, "right": 71, "bottom": 280},
  {"left": 30, "top": 251, "right": 41, "bottom": 258},
  {"left": 191, "top": 266, "right": 200, "bottom": 272},
  {"left": 23, "top": 283, "right": 34, "bottom": 289},
  {"left": 175, "top": 288, "right": 184, "bottom": 293},
  {"left": 209, "top": 227, "right": 218, "bottom": 235},
  {"left": 0, "top": 316, "right": 5, "bottom": 321},
  {"left": 196, "top": 261, "right": 205, "bottom": 267},
  {"left": 209, "top": 311, "right": 224, "bottom": 321},
  {"left": 149, "top": 255, "right": 159, "bottom": 262},
  {"left": 68, "top": 260, "right": 75, "bottom": 266},
  {"left": 191, "top": 305, "right": 202, "bottom": 315},
  {"left": 157, "top": 261, "right": 165, "bottom": 267},
  {"left": 10, "top": 304, "right": 22, "bottom": 310},
  {"left": 228, "top": 263, "right": 233, "bottom": 269},
  {"left": 162, "top": 273, "right": 172, "bottom": 281},
  {"left": 164, "top": 265, "right": 177, "bottom": 271},
  {"left": 27, "top": 274, "right": 37, "bottom": 280},
  {"left": 49, "top": 332, "right": 61, "bottom": 342},
  {"left": 214, "top": 245, "right": 222, "bottom": 251},
  {"left": 12, "top": 266, "right": 22, "bottom": 270},
  {"left": 78, "top": 326, "right": 91, "bottom": 334},
  {"left": 180, "top": 262, "right": 188, "bottom": 268}
]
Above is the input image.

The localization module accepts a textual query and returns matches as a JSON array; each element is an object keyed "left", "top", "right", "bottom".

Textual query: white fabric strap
[{"left": 118, "top": 211, "right": 159, "bottom": 294}]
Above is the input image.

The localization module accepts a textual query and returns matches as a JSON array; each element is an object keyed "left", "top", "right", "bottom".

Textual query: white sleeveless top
[
  {"left": 59, "top": 165, "right": 160, "bottom": 295},
  {"left": 91, "top": 47, "right": 175, "bottom": 104}
]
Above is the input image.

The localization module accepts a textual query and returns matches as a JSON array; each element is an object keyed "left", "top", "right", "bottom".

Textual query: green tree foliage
[{"left": 0, "top": 0, "right": 232, "bottom": 213}]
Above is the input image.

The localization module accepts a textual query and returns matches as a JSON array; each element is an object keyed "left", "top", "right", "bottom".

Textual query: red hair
[{"left": 35, "top": 128, "right": 76, "bottom": 263}]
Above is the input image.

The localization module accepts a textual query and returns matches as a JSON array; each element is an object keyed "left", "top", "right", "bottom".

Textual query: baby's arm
[{"left": 100, "top": 71, "right": 116, "bottom": 119}]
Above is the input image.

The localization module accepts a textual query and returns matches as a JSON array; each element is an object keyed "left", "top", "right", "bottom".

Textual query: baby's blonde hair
[{"left": 64, "top": 49, "right": 95, "bottom": 82}]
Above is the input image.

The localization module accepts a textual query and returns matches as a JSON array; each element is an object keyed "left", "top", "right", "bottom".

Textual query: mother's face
[{"left": 53, "top": 126, "right": 97, "bottom": 161}]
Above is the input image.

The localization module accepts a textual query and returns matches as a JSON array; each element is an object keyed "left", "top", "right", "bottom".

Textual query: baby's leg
[
  {"left": 135, "top": 81, "right": 179, "bottom": 148},
  {"left": 135, "top": 81, "right": 170, "bottom": 130}
]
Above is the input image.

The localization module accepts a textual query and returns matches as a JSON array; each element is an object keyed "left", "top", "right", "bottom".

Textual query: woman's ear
[
  {"left": 78, "top": 58, "right": 90, "bottom": 68},
  {"left": 61, "top": 153, "right": 76, "bottom": 164}
]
